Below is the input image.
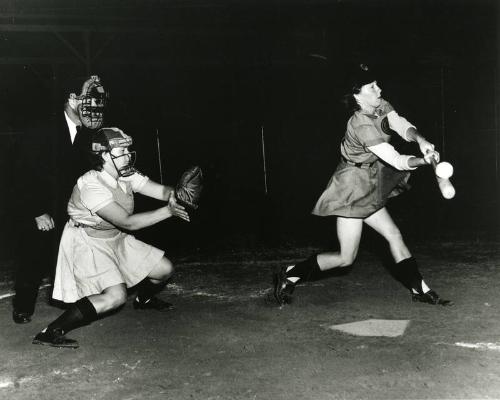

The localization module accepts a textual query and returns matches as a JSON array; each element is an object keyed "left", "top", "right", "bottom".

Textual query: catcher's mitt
[{"left": 175, "top": 166, "right": 203, "bottom": 209}]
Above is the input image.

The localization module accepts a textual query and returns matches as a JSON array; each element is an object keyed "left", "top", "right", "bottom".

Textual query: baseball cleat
[
  {"left": 412, "top": 290, "right": 453, "bottom": 306},
  {"left": 133, "top": 296, "right": 174, "bottom": 311},
  {"left": 273, "top": 266, "right": 296, "bottom": 306},
  {"left": 32, "top": 328, "right": 79, "bottom": 349}
]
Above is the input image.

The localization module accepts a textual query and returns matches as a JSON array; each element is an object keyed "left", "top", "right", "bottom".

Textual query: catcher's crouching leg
[{"left": 33, "top": 297, "right": 98, "bottom": 348}]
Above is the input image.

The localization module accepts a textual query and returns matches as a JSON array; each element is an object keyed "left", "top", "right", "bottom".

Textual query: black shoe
[
  {"left": 412, "top": 290, "right": 453, "bottom": 306},
  {"left": 13, "top": 310, "right": 32, "bottom": 324},
  {"left": 133, "top": 297, "right": 174, "bottom": 311},
  {"left": 273, "top": 266, "right": 296, "bottom": 306},
  {"left": 32, "top": 328, "right": 79, "bottom": 349}
]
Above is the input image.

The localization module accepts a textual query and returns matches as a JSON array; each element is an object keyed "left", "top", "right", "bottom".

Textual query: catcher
[{"left": 33, "top": 127, "right": 202, "bottom": 348}]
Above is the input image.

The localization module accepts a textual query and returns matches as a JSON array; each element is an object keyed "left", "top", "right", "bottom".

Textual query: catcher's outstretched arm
[
  {"left": 138, "top": 179, "right": 175, "bottom": 201},
  {"left": 96, "top": 199, "right": 188, "bottom": 231}
]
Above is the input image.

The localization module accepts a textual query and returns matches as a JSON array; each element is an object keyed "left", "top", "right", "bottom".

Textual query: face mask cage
[
  {"left": 111, "top": 151, "right": 137, "bottom": 177},
  {"left": 78, "top": 81, "right": 108, "bottom": 128},
  {"left": 92, "top": 130, "right": 136, "bottom": 177}
]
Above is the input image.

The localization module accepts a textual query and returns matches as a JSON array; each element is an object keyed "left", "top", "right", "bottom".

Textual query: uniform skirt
[
  {"left": 52, "top": 221, "right": 165, "bottom": 303},
  {"left": 312, "top": 160, "right": 410, "bottom": 218}
]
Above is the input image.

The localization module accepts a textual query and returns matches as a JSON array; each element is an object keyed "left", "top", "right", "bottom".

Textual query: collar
[
  {"left": 359, "top": 107, "right": 383, "bottom": 119},
  {"left": 64, "top": 111, "right": 79, "bottom": 144},
  {"left": 99, "top": 169, "right": 128, "bottom": 192}
]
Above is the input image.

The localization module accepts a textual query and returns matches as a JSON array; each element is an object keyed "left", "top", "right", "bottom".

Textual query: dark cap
[{"left": 347, "top": 63, "right": 377, "bottom": 94}]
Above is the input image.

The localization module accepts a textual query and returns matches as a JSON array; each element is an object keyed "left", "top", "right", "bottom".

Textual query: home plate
[{"left": 327, "top": 319, "right": 410, "bottom": 337}]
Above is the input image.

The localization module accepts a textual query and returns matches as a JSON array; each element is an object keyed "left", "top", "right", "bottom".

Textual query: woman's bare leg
[
  {"left": 363, "top": 207, "right": 411, "bottom": 263},
  {"left": 317, "top": 217, "right": 364, "bottom": 270}
]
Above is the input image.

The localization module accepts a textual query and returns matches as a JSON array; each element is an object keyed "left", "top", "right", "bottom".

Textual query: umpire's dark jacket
[{"left": 17, "top": 112, "right": 93, "bottom": 232}]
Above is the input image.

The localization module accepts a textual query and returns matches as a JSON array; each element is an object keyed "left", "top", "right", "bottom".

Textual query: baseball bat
[{"left": 428, "top": 156, "right": 456, "bottom": 199}]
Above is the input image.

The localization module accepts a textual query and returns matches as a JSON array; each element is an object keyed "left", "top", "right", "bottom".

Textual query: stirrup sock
[
  {"left": 286, "top": 255, "right": 321, "bottom": 282},
  {"left": 393, "top": 257, "right": 425, "bottom": 293},
  {"left": 411, "top": 280, "right": 431, "bottom": 294}
]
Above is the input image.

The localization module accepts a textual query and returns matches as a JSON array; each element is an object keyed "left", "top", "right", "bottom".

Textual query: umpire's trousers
[{"left": 13, "top": 217, "right": 59, "bottom": 315}]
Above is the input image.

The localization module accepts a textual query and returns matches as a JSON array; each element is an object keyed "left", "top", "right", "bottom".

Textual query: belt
[
  {"left": 69, "top": 220, "right": 90, "bottom": 228},
  {"left": 70, "top": 220, "right": 111, "bottom": 230},
  {"left": 69, "top": 219, "right": 118, "bottom": 232},
  {"left": 341, "top": 156, "right": 376, "bottom": 169}
]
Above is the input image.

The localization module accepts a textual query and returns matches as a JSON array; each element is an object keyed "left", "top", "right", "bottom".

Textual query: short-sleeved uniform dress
[
  {"left": 52, "top": 169, "right": 165, "bottom": 303},
  {"left": 312, "top": 99, "right": 411, "bottom": 218}
]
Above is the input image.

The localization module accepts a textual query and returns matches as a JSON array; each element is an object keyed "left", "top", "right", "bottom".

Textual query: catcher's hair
[
  {"left": 88, "top": 127, "right": 128, "bottom": 171},
  {"left": 88, "top": 151, "right": 105, "bottom": 171},
  {"left": 84, "top": 130, "right": 103, "bottom": 171}
]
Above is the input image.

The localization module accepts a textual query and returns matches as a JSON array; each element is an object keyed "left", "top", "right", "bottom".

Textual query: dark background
[{"left": 0, "top": 0, "right": 498, "bottom": 261}]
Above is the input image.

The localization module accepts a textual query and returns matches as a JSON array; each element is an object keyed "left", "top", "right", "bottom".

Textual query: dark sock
[
  {"left": 136, "top": 279, "right": 167, "bottom": 303},
  {"left": 287, "top": 255, "right": 321, "bottom": 282},
  {"left": 47, "top": 297, "right": 98, "bottom": 334},
  {"left": 392, "top": 257, "right": 424, "bottom": 294}
]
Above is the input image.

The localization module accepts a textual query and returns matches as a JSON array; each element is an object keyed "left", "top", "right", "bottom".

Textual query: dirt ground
[{"left": 1, "top": 237, "right": 500, "bottom": 400}]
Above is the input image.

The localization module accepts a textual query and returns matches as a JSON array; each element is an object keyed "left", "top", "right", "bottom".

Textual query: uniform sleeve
[
  {"left": 122, "top": 171, "right": 149, "bottom": 192},
  {"left": 368, "top": 142, "right": 417, "bottom": 170},
  {"left": 79, "top": 181, "right": 114, "bottom": 214},
  {"left": 356, "top": 124, "right": 386, "bottom": 147},
  {"left": 387, "top": 111, "right": 416, "bottom": 142}
]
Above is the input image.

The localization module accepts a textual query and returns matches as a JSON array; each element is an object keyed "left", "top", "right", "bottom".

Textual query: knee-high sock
[
  {"left": 286, "top": 255, "right": 321, "bottom": 282},
  {"left": 47, "top": 297, "right": 98, "bottom": 335},
  {"left": 136, "top": 279, "right": 167, "bottom": 303},
  {"left": 393, "top": 257, "right": 429, "bottom": 294}
]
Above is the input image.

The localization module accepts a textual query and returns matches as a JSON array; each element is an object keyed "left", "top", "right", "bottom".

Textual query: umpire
[{"left": 12, "top": 75, "right": 108, "bottom": 324}]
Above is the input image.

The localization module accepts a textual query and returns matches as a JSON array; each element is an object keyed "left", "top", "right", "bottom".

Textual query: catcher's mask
[
  {"left": 70, "top": 75, "right": 108, "bottom": 130},
  {"left": 92, "top": 127, "right": 137, "bottom": 177}
]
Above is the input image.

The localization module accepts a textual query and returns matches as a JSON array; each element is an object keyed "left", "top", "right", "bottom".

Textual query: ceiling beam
[{"left": 0, "top": 24, "right": 161, "bottom": 33}]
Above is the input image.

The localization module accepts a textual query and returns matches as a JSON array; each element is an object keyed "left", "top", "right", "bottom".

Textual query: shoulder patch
[{"left": 380, "top": 116, "right": 396, "bottom": 135}]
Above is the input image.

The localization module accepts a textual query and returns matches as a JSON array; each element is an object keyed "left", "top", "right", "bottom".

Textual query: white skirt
[{"left": 52, "top": 222, "right": 165, "bottom": 303}]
